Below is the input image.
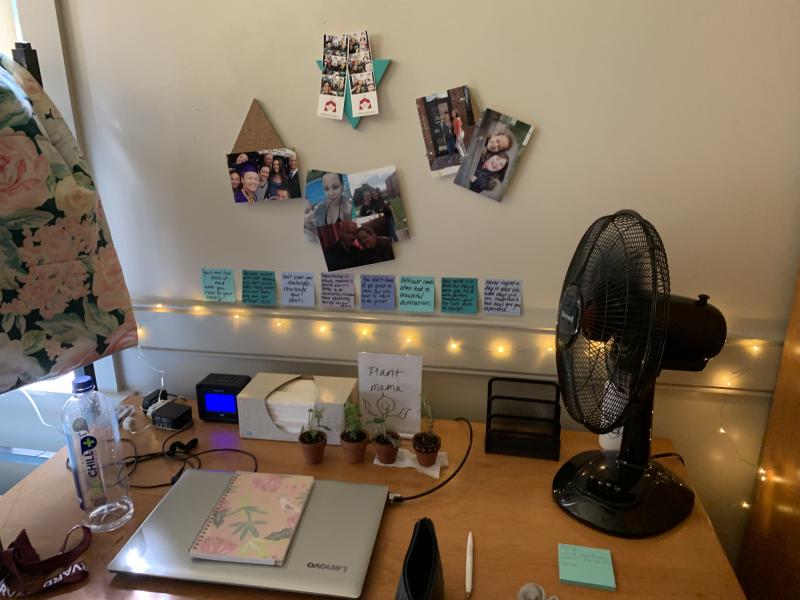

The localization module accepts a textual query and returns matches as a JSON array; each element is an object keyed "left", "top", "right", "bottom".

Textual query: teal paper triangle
[{"left": 315, "top": 59, "right": 390, "bottom": 129}]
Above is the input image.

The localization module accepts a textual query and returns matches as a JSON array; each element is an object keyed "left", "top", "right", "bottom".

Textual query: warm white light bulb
[
  {"left": 758, "top": 467, "right": 766, "bottom": 475},
  {"left": 156, "top": 303, "right": 164, "bottom": 308},
  {"left": 760, "top": 475, "right": 767, "bottom": 482},
  {"left": 234, "top": 314, "right": 240, "bottom": 319},
  {"left": 741, "top": 501, "right": 750, "bottom": 509},
  {"left": 718, "top": 427, "right": 726, "bottom": 434},
  {"left": 361, "top": 328, "right": 369, "bottom": 336},
  {"left": 547, "top": 346, "right": 554, "bottom": 352},
  {"left": 449, "top": 341, "right": 460, "bottom": 351},
  {"left": 319, "top": 325, "right": 328, "bottom": 333},
  {"left": 497, "top": 346, "right": 505, "bottom": 354},
  {"left": 276, "top": 320, "right": 283, "bottom": 327},
  {"left": 405, "top": 337, "right": 413, "bottom": 343}
]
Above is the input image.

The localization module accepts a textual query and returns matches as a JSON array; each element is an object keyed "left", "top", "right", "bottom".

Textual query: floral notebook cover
[{"left": 189, "top": 472, "right": 315, "bottom": 565}]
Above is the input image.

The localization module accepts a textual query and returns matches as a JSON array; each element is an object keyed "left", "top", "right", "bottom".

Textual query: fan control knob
[{"left": 695, "top": 294, "right": 710, "bottom": 307}]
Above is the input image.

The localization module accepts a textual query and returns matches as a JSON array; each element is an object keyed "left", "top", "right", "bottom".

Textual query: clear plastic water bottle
[{"left": 62, "top": 375, "right": 134, "bottom": 532}]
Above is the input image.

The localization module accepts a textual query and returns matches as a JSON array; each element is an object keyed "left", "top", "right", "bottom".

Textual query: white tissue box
[{"left": 237, "top": 373, "right": 357, "bottom": 445}]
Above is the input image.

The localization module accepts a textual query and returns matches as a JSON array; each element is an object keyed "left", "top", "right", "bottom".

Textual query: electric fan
[{"left": 552, "top": 209, "right": 726, "bottom": 538}]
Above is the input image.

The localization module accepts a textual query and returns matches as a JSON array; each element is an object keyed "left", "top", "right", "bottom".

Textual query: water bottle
[{"left": 62, "top": 375, "right": 134, "bottom": 532}]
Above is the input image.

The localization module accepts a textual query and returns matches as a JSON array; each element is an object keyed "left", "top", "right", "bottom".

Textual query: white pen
[{"left": 466, "top": 531, "right": 474, "bottom": 599}]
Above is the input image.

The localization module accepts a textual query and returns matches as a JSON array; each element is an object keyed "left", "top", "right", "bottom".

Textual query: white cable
[
  {"left": 20, "top": 388, "right": 62, "bottom": 432},
  {"left": 137, "top": 344, "right": 166, "bottom": 413}
]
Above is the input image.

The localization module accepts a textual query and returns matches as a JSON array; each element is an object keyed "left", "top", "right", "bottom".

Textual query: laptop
[{"left": 108, "top": 469, "right": 388, "bottom": 598}]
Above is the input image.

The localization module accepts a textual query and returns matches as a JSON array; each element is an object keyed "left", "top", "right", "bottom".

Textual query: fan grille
[{"left": 556, "top": 210, "right": 669, "bottom": 434}]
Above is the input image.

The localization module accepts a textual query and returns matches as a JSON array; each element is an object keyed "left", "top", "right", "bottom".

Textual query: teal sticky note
[
  {"left": 201, "top": 268, "right": 235, "bottom": 302},
  {"left": 558, "top": 544, "right": 616, "bottom": 592},
  {"left": 441, "top": 277, "right": 478, "bottom": 314},
  {"left": 242, "top": 270, "right": 276, "bottom": 306},
  {"left": 399, "top": 276, "right": 435, "bottom": 313}
]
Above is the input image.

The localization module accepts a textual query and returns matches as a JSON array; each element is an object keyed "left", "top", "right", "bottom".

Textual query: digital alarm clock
[{"left": 195, "top": 373, "right": 252, "bottom": 423}]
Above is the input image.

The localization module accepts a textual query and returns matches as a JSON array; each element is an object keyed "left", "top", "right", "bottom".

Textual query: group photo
[{"left": 226, "top": 148, "right": 301, "bottom": 204}]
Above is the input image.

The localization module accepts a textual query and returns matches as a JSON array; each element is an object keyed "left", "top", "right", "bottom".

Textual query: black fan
[{"left": 552, "top": 210, "right": 726, "bottom": 538}]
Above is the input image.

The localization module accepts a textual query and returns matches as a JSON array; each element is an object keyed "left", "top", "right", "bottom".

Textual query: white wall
[{"left": 24, "top": 0, "right": 800, "bottom": 566}]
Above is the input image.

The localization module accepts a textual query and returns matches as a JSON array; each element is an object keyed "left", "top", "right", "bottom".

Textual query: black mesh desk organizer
[{"left": 485, "top": 377, "right": 561, "bottom": 460}]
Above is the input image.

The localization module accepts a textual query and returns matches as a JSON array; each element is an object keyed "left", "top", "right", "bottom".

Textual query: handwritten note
[
  {"left": 558, "top": 544, "right": 616, "bottom": 591},
  {"left": 360, "top": 275, "right": 396, "bottom": 311},
  {"left": 201, "top": 268, "right": 235, "bottom": 302},
  {"left": 320, "top": 272, "right": 356, "bottom": 309},
  {"left": 242, "top": 270, "right": 277, "bottom": 306},
  {"left": 281, "top": 272, "right": 315, "bottom": 307},
  {"left": 440, "top": 277, "right": 478, "bottom": 314},
  {"left": 398, "top": 275, "right": 435, "bottom": 313},
  {"left": 483, "top": 279, "right": 522, "bottom": 316},
  {"left": 357, "top": 352, "right": 422, "bottom": 435}
]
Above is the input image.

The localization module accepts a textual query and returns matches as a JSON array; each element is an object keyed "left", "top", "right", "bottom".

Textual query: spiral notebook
[{"left": 189, "top": 472, "right": 315, "bottom": 566}]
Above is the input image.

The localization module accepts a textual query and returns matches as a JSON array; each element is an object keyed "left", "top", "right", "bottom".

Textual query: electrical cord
[
  {"left": 121, "top": 424, "right": 258, "bottom": 489},
  {"left": 652, "top": 451, "right": 685, "bottom": 466},
  {"left": 388, "top": 417, "right": 473, "bottom": 504}
]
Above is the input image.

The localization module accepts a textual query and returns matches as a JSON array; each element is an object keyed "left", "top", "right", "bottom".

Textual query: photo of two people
[
  {"left": 453, "top": 108, "right": 533, "bottom": 202},
  {"left": 226, "top": 149, "right": 301, "bottom": 204}
]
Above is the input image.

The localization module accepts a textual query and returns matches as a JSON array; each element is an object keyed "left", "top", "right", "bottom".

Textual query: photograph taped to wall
[
  {"left": 318, "top": 34, "right": 348, "bottom": 119},
  {"left": 416, "top": 85, "right": 479, "bottom": 177},
  {"left": 304, "top": 170, "right": 354, "bottom": 241},
  {"left": 226, "top": 148, "right": 301, "bottom": 203},
  {"left": 453, "top": 108, "right": 534, "bottom": 202},
  {"left": 349, "top": 32, "right": 378, "bottom": 117},
  {"left": 348, "top": 165, "right": 409, "bottom": 241},
  {"left": 318, "top": 220, "right": 395, "bottom": 272}
]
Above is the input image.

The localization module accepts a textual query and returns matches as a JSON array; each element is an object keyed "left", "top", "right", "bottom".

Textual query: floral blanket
[{"left": 0, "top": 54, "right": 137, "bottom": 393}]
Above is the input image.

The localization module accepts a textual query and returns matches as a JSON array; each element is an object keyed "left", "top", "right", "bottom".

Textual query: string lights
[{"left": 135, "top": 301, "right": 773, "bottom": 511}]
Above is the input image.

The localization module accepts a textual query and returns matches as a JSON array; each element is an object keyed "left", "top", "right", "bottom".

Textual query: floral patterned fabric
[{"left": 0, "top": 54, "right": 137, "bottom": 394}]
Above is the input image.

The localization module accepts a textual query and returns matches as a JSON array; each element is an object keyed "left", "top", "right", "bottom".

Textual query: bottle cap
[{"left": 72, "top": 375, "right": 95, "bottom": 393}]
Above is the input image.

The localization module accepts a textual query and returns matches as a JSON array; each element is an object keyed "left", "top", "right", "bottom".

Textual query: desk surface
[{"left": 0, "top": 415, "right": 744, "bottom": 599}]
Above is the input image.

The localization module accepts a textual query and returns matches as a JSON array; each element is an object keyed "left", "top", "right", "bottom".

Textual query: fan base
[{"left": 552, "top": 450, "right": 694, "bottom": 538}]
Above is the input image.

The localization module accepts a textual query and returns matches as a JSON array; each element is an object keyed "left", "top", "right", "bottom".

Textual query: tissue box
[{"left": 237, "top": 373, "right": 357, "bottom": 445}]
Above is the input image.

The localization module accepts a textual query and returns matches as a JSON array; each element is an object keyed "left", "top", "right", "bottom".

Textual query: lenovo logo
[{"left": 307, "top": 561, "right": 348, "bottom": 573}]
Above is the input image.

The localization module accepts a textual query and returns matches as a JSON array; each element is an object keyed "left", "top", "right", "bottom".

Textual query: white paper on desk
[
  {"left": 358, "top": 352, "right": 422, "bottom": 435},
  {"left": 373, "top": 449, "right": 449, "bottom": 479}
]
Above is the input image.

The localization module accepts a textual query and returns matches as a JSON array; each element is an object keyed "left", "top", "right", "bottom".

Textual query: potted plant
[
  {"left": 363, "top": 393, "right": 410, "bottom": 465},
  {"left": 340, "top": 402, "right": 369, "bottom": 463},
  {"left": 298, "top": 407, "right": 330, "bottom": 465},
  {"left": 412, "top": 395, "right": 441, "bottom": 467}
]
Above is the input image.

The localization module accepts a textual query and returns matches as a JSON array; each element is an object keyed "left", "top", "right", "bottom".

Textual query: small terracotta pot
[
  {"left": 340, "top": 431, "right": 368, "bottom": 464},
  {"left": 374, "top": 432, "right": 400, "bottom": 464},
  {"left": 299, "top": 431, "right": 327, "bottom": 465},
  {"left": 412, "top": 432, "right": 441, "bottom": 467}
]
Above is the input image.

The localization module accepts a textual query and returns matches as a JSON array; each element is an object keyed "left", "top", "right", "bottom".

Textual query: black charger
[{"left": 152, "top": 403, "right": 193, "bottom": 430}]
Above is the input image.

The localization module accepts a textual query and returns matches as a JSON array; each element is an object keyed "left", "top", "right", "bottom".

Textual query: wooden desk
[{"left": 0, "top": 416, "right": 744, "bottom": 599}]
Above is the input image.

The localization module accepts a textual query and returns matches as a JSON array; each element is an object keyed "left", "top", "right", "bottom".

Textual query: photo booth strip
[
  {"left": 349, "top": 31, "right": 379, "bottom": 117},
  {"left": 317, "top": 34, "right": 348, "bottom": 119}
]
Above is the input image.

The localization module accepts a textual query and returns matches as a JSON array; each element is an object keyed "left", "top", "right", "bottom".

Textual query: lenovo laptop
[{"left": 108, "top": 469, "right": 388, "bottom": 598}]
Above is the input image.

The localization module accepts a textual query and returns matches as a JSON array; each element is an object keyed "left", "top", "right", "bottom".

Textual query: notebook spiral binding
[{"left": 189, "top": 473, "right": 239, "bottom": 550}]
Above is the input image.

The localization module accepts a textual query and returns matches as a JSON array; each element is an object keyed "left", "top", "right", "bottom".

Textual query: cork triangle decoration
[{"left": 231, "top": 99, "right": 284, "bottom": 153}]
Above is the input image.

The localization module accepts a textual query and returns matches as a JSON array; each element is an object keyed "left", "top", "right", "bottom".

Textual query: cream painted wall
[{"left": 21, "top": 0, "right": 800, "bottom": 567}]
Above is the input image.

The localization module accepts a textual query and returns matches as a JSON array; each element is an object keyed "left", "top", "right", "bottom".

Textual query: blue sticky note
[
  {"left": 281, "top": 272, "right": 315, "bottom": 307},
  {"left": 242, "top": 270, "right": 276, "bottom": 306},
  {"left": 201, "top": 268, "right": 235, "bottom": 302},
  {"left": 483, "top": 279, "right": 522, "bottom": 316},
  {"left": 441, "top": 277, "right": 478, "bottom": 314},
  {"left": 360, "top": 275, "right": 396, "bottom": 311},
  {"left": 399, "top": 276, "right": 435, "bottom": 313},
  {"left": 558, "top": 544, "right": 616, "bottom": 592},
  {"left": 320, "top": 272, "right": 356, "bottom": 309}
]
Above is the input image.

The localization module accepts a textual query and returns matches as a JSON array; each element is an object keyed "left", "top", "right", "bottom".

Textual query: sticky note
[
  {"left": 321, "top": 272, "right": 356, "bottom": 309},
  {"left": 360, "top": 275, "right": 395, "bottom": 311},
  {"left": 441, "top": 277, "right": 478, "bottom": 314},
  {"left": 281, "top": 272, "right": 315, "bottom": 307},
  {"left": 483, "top": 279, "right": 522, "bottom": 316},
  {"left": 242, "top": 270, "right": 276, "bottom": 306},
  {"left": 201, "top": 268, "right": 235, "bottom": 302},
  {"left": 398, "top": 275, "right": 435, "bottom": 313},
  {"left": 558, "top": 544, "right": 616, "bottom": 592}
]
